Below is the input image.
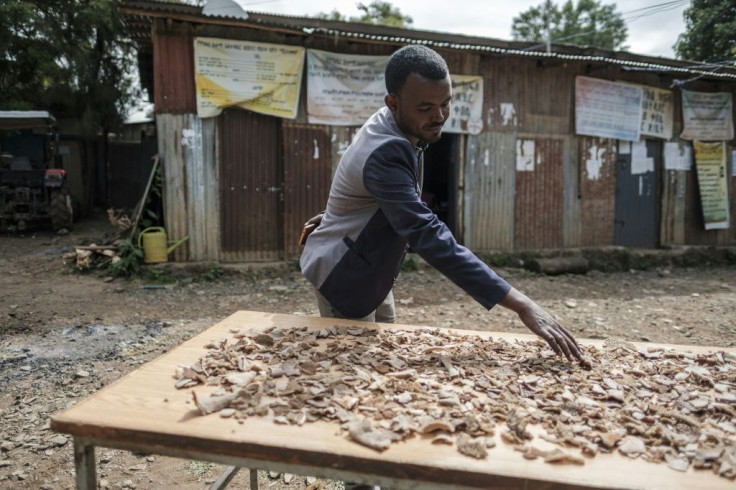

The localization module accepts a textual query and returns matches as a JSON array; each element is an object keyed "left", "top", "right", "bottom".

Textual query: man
[{"left": 300, "top": 45, "right": 587, "bottom": 366}]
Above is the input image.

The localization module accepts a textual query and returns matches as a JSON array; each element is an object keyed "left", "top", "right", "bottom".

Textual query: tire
[{"left": 49, "top": 189, "right": 73, "bottom": 231}]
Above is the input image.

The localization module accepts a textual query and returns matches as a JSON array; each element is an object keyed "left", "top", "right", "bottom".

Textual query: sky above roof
[{"left": 241, "top": 0, "right": 689, "bottom": 59}]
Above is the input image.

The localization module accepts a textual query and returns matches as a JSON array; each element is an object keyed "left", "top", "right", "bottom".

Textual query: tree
[
  {"left": 0, "top": 0, "right": 138, "bottom": 138},
  {"left": 511, "top": 0, "right": 628, "bottom": 51},
  {"left": 318, "top": 1, "right": 413, "bottom": 28},
  {"left": 674, "top": 0, "right": 736, "bottom": 63}
]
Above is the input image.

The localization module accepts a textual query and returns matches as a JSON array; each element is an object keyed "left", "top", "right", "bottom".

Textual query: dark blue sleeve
[{"left": 363, "top": 140, "right": 511, "bottom": 310}]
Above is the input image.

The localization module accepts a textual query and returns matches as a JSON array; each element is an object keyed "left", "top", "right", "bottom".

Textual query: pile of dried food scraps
[{"left": 175, "top": 324, "right": 736, "bottom": 480}]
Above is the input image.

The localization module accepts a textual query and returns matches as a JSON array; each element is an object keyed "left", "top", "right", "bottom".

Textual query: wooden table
[{"left": 51, "top": 310, "right": 734, "bottom": 490}]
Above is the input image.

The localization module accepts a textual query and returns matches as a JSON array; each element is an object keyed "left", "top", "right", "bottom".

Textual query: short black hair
[{"left": 385, "top": 45, "right": 449, "bottom": 95}]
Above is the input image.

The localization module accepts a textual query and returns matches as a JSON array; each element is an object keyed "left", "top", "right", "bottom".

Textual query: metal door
[
  {"left": 219, "top": 109, "right": 281, "bottom": 261},
  {"left": 282, "top": 123, "right": 332, "bottom": 260},
  {"left": 614, "top": 140, "right": 659, "bottom": 248}
]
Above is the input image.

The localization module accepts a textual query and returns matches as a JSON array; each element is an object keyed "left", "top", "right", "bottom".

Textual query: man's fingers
[
  {"left": 540, "top": 330, "right": 564, "bottom": 358},
  {"left": 549, "top": 329, "right": 574, "bottom": 361}
]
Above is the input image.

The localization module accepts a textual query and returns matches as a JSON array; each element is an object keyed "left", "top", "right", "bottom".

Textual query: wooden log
[{"left": 526, "top": 256, "right": 589, "bottom": 275}]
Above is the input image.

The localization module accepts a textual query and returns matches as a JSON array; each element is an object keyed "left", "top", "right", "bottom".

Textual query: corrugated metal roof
[{"left": 120, "top": 0, "right": 736, "bottom": 82}]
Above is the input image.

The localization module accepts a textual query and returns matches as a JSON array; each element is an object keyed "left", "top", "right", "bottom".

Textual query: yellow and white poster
[
  {"left": 193, "top": 37, "right": 305, "bottom": 119},
  {"left": 693, "top": 141, "right": 730, "bottom": 230}
]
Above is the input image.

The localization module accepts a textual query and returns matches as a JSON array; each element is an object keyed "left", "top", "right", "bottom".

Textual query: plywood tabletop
[{"left": 51, "top": 310, "right": 735, "bottom": 490}]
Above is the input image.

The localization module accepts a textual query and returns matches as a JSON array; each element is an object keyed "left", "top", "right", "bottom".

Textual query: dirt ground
[{"left": 1, "top": 212, "right": 735, "bottom": 489}]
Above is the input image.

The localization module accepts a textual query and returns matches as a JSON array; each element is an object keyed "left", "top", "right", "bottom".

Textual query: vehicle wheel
[{"left": 49, "top": 189, "right": 73, "bottom": 231}]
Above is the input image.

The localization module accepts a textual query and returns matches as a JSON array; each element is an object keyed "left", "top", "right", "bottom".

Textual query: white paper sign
[
  {"left": 681, "top": 90, "right": 734, "bottom": 141},
  {"left": 306, "top": 50, "right": 387, "bottom": 125},
  {"left": 664, "top": 142, "right": 692, "bottom": 171},
  {"left": 575, "top": 76, "right": 643, "bottom": 141},
  {"left": 516, "top": 140, "right": 535, "bottom": 171},
  {"left": 444, "top": 75, "right": 484, "bottom": 135},
  {"left": 640, "top": 85, "right": 673, "bottom": 139},
  {"left": 631, "top": 141, "right": 654, "bottom": 175}
]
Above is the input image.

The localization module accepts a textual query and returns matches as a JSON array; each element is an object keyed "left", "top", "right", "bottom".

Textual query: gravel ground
[{"left": 1, "top": 214, "right": 734, "bottom": 489}]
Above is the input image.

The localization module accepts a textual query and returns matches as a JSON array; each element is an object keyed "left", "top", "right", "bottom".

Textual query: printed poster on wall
[
  {"left": 444, "top": 75, "right": 484, "bottom": 135},
  {"left": 664, "top": 141, "right": 692, "bottom": 171},
  {"left": 306, "top": 50, "right": 387, "bottom": 125},
  {"left": 193, "top": 37, "right": 305, "bottom": 119},
  {"left": 575, "top": 76, "right": 643, "bottom": 141},
  {"left": 639, "top": 85, "right": 673, "bottom": 139},
  {"left": 681, "top": 90, "right": 734, "bottom": 141},
  {"left": 693, "top": 141, "right": 730, "bottom": 230}
]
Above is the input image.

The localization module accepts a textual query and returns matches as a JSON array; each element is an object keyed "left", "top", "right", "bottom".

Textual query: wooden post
[{"left": 73, "top": 437, "right": 96, "bottom": 490}]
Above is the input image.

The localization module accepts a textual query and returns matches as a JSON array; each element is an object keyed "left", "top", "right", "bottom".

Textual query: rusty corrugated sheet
[
  {"left": 219, "top": 109, "right": 281, "bottom": 261},
  {"left": 282, "top": 123, "right": 332, "bottom": 260},
  {"left": 330, "top": 127, "right": 360, "bottom": 175},
  {"left": 155, "top": 113, "right": 190, "bottom": 262},
  {"left": 514, "top": 137, "right": 564, "bottom": 249},
  {"left": 463, "top": 132, "right": 515, "bottom": 251},
  {"left": 153, "top": 20, "right": 196, "bottom": 113},
  {"left": 183, "top": 116, "right": 219, "bottom": 261},
  {"left": 661, "top": 169, "right": 687, "bottom": 246},
  {"left": 155, "top": 114, "right": 219, "bottom": 262},
  {"left": 561, "top": 136, "right": 580, "bottom": 247},
  {"left": 578, "top": 137, "right": 616, "bottom": 246}
]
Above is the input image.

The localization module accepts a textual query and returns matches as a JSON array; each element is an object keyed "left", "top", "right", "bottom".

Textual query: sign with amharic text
[
  {"left": 445, "top": 75, "right": 484, "bottom": 135},
  {"left": 693, "top": 141, "right": 730, "bottom": 230},
  {"left": 681, "top": 91, "right": 734, "bottom": 141},
  {"left": 306, "top": 50, "right": 387, "bottom": 126},
  {"left": 193, "top": 37, "right": 304, "bottom": 119},
  {"left": 639, "top": 85, "right": 673, "bottom": 139},
  {"left": 575, "top": 76, "right": 643, "bottom": 141}
]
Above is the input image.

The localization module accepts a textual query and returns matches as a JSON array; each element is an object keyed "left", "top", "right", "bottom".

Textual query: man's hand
[
  {"left": 499, "top": 287, "right": 590, "bottom": 367},
  {"left": 298, "top": 212, "right": 324, "bottom": 246}
]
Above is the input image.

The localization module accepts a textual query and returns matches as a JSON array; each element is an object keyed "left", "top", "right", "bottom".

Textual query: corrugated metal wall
[
  {"left": 153, "top": 20, "right": 196, "bottom": 113},
  {"left": 463, "top": 132, "right": 515, "bottom": 251},
  {"left": 155, "top": 114, "right": 219, "bottom": 262},
  {"left": 156, "top": 114, "right": 190, "bottom": 262},
  {"left": 145, "top": 19, "right": 736, "bottom": 263},
  {"left": 184, "top": 116, "right": 219, "bottom": 261},
  {"left": 578, "top": 137, "right": 616, "bottom": 246},
  {"left": 282, "top": 123, "right": 332, "bottom": 260},
  {"left": 661, "top": 169, "right": 688, "bottom": 245},
  {"left": 514, "top": 138, "right": 564, "bottom": 249},
  {"left": 219, "top": 109, "right": 281, "bottom": 262}
]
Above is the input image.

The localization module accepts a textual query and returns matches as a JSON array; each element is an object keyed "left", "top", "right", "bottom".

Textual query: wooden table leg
[
  {"left": 210, "top": 465, "right": 240, "bottom": 490},
  {"left": 73, "top": 437, "right": 96, "bottom": 490},
  {"left": 250, "top": 469, "right": 259, "bottom": 490}
]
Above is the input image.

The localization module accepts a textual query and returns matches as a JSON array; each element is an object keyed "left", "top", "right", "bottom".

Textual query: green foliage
[
  {"left": 0, "top": 0, "right": 139, "bottom": 137},
  {"left": 511, "top": 0, "right": 628, "bottom": 51},
  {"left": 139, "top": 164, "right": 164, "bottom": 229},
  {"left": 145, "top": 267, "right": 175, "bottom": 284},
  {"left": 109, "top": 236, "right": 143, "bottom": 278},
  {"left": 199, "top": 264, "right": 224, "bottom": 282},
  {"left": 401, "top": 253, "right": 420, "bottom": 271},
  {"left": 317, "top": 1, "right": 413, "bottom": 28},
  {"left": 674, "top": 0, "right": 736, "bottom": 63}
]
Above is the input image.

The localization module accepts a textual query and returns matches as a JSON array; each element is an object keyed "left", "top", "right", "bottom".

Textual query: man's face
[{"left": 385, "top": 73, "right": 452, "bottom": 147}]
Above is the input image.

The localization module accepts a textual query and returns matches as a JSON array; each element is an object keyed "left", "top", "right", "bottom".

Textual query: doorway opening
[{"left": 421, "top": 133, "right": 460, "bottom": 234}]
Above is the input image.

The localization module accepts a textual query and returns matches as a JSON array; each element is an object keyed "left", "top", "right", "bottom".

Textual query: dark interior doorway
[{"left": 421, "top": 133, "right": 459, "bottom": 234}]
